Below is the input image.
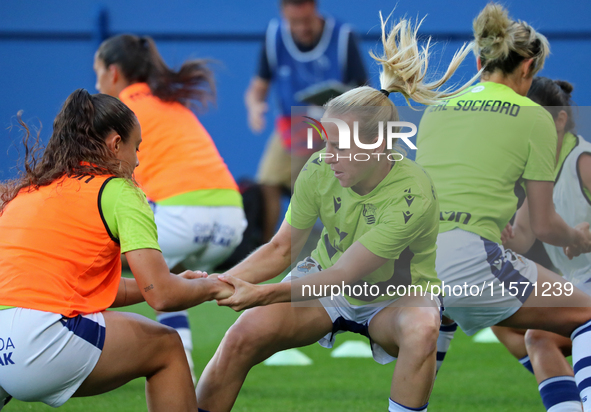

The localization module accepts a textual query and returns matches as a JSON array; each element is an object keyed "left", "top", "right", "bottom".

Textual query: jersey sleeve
[
  {"left": 523, "top": 109, "right": 558, "bottom": 182},
  {"left": 100, "top": 178, "right": 161, "bottom": 253},
  {"left": 286, "top": 162, "right": 319, "bottom": 229},
  {"left": 358, "top": 195, "right": 433, "bottom": 260}
]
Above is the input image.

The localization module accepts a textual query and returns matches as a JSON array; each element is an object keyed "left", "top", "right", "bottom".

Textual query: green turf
[{"left": 8, "top": 299, "right": 547, "bottom": 412}]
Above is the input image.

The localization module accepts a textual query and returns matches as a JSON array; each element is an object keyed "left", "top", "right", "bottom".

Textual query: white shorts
[
  {"left": 151, "top": 204, "right": 247, "bottom": 271},
  {"left": 285, "top": 257, "right": 442, "bottom": 365},
  {"left": 436, "top": 228, "right": 538, "bottom": 336},
  {"left": 0, "top": 308, "right": 104, "bottom": 408}
]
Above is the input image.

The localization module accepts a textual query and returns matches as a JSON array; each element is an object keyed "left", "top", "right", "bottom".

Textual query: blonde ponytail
[
  {"left": 324, "top": 12, "right": 483, "bottom": 148},
  {"left": 369, "top": 12, "right": 480, "bottom": 106}
]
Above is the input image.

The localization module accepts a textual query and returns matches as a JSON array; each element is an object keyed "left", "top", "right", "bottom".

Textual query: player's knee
[
  {"left": 399, "top": 309, "right": 439, "bottom": 355},
  {"left": 154, "top": 323, "right": 186, "bottom": 359},
  {"left": 219, "top": 321, "right": 264, "bottom": 361},
  {"left": 524, "top": 329, "right": 555, "bottom": 352}
]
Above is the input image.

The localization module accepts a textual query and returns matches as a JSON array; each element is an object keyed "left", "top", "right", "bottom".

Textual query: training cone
[
  {"left": 263, "top": 349, "right": 313, "bottom": 366},
  {"left": 472, "top": 327, "right": 500, "bottom": 343},
  {"left": 331, "top": 340, "right": 373, "bottom": 358}
]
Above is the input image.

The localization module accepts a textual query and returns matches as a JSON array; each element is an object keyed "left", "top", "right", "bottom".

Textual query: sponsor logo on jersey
[{"left": 440, "top": 211, "right": 472, "bottom": 225}]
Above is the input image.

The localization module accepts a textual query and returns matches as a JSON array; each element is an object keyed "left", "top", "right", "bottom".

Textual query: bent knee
[
  {"left": 401, "top": 308, "right": 440, "bottom": 348},
  {"left": 219, "top": 319, "right": 269, "bottom": 361},
  {"left": 154, "top": 323, "right": 185, "bottom": 353},
  {"left": 525, "top": 329, "right": 571, "bottom": 354},
  {"left": 525, "top": 329, "right": 559, "bottom": 350},
  {"left": 397, "top": 308, "right": 440, "bottom": 353}
]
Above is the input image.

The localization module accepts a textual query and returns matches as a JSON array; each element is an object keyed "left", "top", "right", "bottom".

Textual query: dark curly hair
[{"left": 0, "top": 89, "right": 138, "bottom": 214}]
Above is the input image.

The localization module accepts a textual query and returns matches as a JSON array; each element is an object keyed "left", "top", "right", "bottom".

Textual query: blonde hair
[
  {"left": 324, "top": 12, "right": 479, "bottom": 147},
  {"left": 473, "top": 3, "right": 550, "bottom": 76}
]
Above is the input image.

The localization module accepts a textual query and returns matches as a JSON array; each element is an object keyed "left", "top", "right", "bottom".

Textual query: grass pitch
[{"left": 8, "top": 296, "right": 547, "bottom": 411}]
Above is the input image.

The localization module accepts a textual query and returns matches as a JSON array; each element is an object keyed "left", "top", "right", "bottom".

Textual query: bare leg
[
  {"left": 496, "top": 264, "right": 591, "bottom": 335},
  {"left": 196, "top": 302, "right": 332, "bottom": 412},
  {"left": 496, "top": 265, "right": 591, "bottom": 411},
  {"left": 525, "top": 329, "right": 574, "bottom": 383},
  {"left": 74, "top": 311, "right": 197, "bottom": 412},
  {"left": 491, "top": 326, "right": 527, "bottom": 359},
  {"left": 368, "top": 295, "right": 440, "bottom": 408}
]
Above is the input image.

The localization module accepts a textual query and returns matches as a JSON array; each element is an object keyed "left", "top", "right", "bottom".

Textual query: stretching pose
[
  {"left": 196, "top": 13, "right": 480, "bottom": 412},
  {"left": 0, "top": 90, "right": 231, "bottom": 411},
  {"left": 415, "top": 4, "right": 591, "bottom": 411},
  {"left": 492, "top": 77, "right": 591, "bottom": 412},
  {"left": 94, "top": 34, "right": 246, "bottom": 380}
]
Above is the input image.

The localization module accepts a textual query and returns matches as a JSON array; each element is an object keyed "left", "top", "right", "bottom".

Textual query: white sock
[
  {"left": 572, "top": 320, "right": 591, "bottom": 411},
  {"left": 389, "top": 398, "right": 428, "bottom": 412},
  {"left": 538, "top": 376, "right": 582, "bottom": 412},
  {"left": 436, "top": 322, "right": 457, "bottom": 373}
]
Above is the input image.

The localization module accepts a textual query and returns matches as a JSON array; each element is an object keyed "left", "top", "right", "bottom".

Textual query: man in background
[{"left": 245, "top": 0, "right": 368, "bottom": 242}]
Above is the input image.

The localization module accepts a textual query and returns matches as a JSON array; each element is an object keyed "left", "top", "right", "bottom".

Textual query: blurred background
[{"left": 1, "top": 0, "right": 591, "bottom": 181}]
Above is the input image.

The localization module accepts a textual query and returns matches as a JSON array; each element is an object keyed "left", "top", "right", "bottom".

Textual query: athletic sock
[
  {"left": 572, "top": 319, "right": 591, "bottom": 411},
  {"left": 519, "top": 355, "right": 534, "bottom": 374},
  {"left": 157, "top": 311, "right": 195, "bottom": 383},
  {"left": 538, "top": 376, "right": 582, "bottom": 412},
  {"left": 389, "top": 398, "right": 428, "bottom": 412},
  {"left": 157, "top": 311, "right": 193, "bottom": 349},
  {"left": 197, "top": 409, "right": 210, "bottom": 412},
  {"left": 436, "top": 322, "right": 457, "bottom": 373}
]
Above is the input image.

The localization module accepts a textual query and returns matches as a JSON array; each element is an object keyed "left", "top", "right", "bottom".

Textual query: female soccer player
[
  {"left": 94, "top": 35, "right": 247, "bottom": 379},
  {"left": 195, "top": 14, "right": 480, "bottom": 412},
  {"left": 0, "top": 89, "right": 232, "bottom": 411},
  {"left": 415, "top": 4, "right": 591, "bottom": 410},
  {"left": 491, "top": 77, "right": 591, "bottom": 412}
]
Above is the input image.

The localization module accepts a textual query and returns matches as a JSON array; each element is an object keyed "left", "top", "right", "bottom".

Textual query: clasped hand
[{"left": 208, "top": 273, "right": 263, "bottom": 312}]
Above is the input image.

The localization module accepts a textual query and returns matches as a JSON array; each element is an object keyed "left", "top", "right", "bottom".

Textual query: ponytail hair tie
[{"left": 380, "top": 89, "right": 390, "bottom": 97}]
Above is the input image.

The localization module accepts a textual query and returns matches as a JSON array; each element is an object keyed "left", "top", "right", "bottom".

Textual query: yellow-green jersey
[
  {"left": 286, "top": 150, "right": 441, "bottom": 305},
  {"left": 416, "top": 82, "right": 557, "bottom": 244}
]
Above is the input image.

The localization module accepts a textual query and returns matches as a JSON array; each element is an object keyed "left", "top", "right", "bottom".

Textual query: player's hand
[
  {"left": 178, "top": 270, "right": 208, "bottom": 279},
  {"left": 500, "top": 223, "right": 514, "bottom": 244},
  {"left": 212, "top": 278, "right": 234, "bottom": 300},
  {"left": 248, "top": 102, "right": 268, "bottom": 133},
  {"left": 565, "top": 222, "right": 591, "bottom": 259},
  {"left": 216, "top": 275, "right": 262, "bottom": 312}
]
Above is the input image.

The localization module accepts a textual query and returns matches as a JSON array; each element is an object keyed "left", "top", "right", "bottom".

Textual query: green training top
[
  {"left": 101, "top": 178, "right": 161, "bottom": 253},
  {"left": 156, "top": 189, "right": 243, "bottom": 208},
  {"left": 286, "top": 151, "right": 441, "bottom": 305},
  {"left": 416, "top": 82, "right": 557, "bottom": 244}
]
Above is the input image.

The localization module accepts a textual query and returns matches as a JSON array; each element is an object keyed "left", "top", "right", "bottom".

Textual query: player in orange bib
[
  {"left": 93, "top": 34, "right": 247, "bottom": 380},
  {"left": 0, "top": 89, "right": 232, "bottom": 411}
]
